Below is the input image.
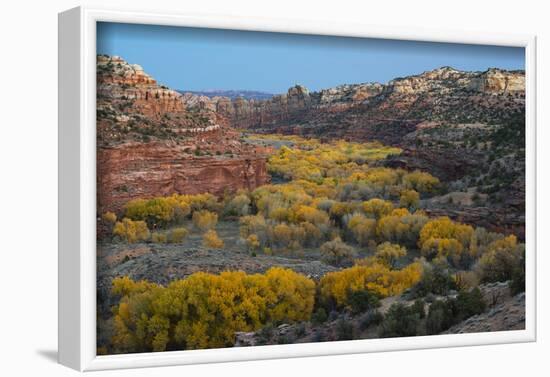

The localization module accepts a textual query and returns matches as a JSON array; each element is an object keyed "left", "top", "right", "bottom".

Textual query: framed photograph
[{"left": 58, "top": 6, "right": 536, "bottom": 371}]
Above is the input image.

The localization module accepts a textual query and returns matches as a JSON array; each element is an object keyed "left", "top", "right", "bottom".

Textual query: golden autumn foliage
[
  {"left": 329, "top": 201, "right": 355, "bottom": 221},
  {"left": 152, "top": 227, "right": 188, "bottom": 244},
  {"left": 402, "top": 170, "right": 440, "bottom": 193},
  {"left": 169, "top": 227, "right": 189, "bottom": 243},
  {"left": 292, "top": 205, "right": 330, "bottom": 225},
  {"left": 418, "top": 216, "right": 474, "bottom": 249},
  {"left": 362, "top": 198, "right": 394, "bottom": 219},
  {"left": 301, "top": 221, "right": 323, "bottom": 246},
  {"left": 124, "top": 193, "right": 219, "bottom": 226},
  {"left": 376, "top": 209, "right": 429, "bottom": 247},
  {"left": 239, "top": 215, "right": 267, "bottom": 238},
  {"left": 113, "top": 218, "right": 150, "bottom": 243},
  {"left": 202, "top": 229, "right": 224, "bottom": 249},
  {"left": 102, "top": 211, "right": 117, "bottom": 224},
  {"left": 319, "top": 260, "right": 423, "bottom": 307},
  {"left": 264, "top": 137, "right": 401, "bottom": 183},
  {"left": 225, "top": 193, "right": 251, "bottom": 216},
  {"left": 246, "top": 234, "right": 261, "bottom": 250},
  {"left": 375, "top": 242, "right": 407, "bottom": 267},
  {"left": 100, "top": 132, "right": 527, "bottom": 354},
  {"left": 421, "top": 237, "right": 464, "bottom": 266},
  {"left": 238, "top": 212, "right": 325, "bottom": 251},
  {"left": 399, "top": 189, "right": 420, "bottom": 210},
  {"left": 151, "top": 231, "right": 167, "bottom": 243},
  {"left": 192, "top": 210, "right": 218, "bottom": 232},
  {"left": 346, "top": 213, "right": 376, "bottom": 246},
  {"left": 110, "top": 268, "right": 316, "bottom": 352}
]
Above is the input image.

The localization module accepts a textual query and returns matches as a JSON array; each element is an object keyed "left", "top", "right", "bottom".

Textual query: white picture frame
[{"left": 58, "top": 6, "right": 537, "bottom": 371}]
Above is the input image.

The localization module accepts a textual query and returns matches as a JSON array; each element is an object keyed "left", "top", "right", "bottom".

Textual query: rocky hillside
[
  {"left": 180, "top": 66, "right": 524, "bottom": 141},
  {"left": 234, "top": 281, "right": 524, "bottom": 346},
  {"left": 96, "top": 55, "right": 270, "bottom": 213},
  {"left": 180, "top": 66, "right": 525, "bottom": 237}
]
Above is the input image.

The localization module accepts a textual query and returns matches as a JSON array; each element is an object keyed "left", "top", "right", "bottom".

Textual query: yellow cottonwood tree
[
  {"left": 375, "top": 242, "right": 407, "bottom": 268},
  {"left": 418, "top": 217, "right": 474, "bottom": 249},
  {"left": 421, "top": 237, "right": 464, "bottom": 266},
  {"left": 362, "top": 198, "right": 394, "bottom": 219},
  {"left": 110, "top": 268, "right": 315, "bottom": 352},
  {"left": 319, "top": 260, "right": 423, "bottom": 307}
]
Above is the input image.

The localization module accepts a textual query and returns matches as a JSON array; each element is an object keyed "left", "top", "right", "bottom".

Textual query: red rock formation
[
  {"left": 97, "top": 141, "right": 269, "bottom": 214},
  {"left": 97, "top": 55, "right": 186, "bottom": 118},
  {"left": 96, "top": 55, "right": 270, "bottom": 214}
]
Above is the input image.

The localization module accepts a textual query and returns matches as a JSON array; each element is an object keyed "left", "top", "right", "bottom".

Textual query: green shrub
[
  {"left": 294, "top": 323, "right": 306, "bottom": 337},
  {"left": 359, "top": 310, "right": 384, "bottom": 330},
  {"left": 335, "top": 319, "right": 354, "bottom": 340},
  {"left": 379, "top": 302, "right": 423, "bottom": 338},
  {"left": 411, "top": 263, "right": 455, "bottom": 298},
  {"left": 510, "top": 253, "right": 525, "bottom": 295},
  {"left": 426, "top": 299, "right": 455, "bottom": 334},
  {"left": 411, "top": 299, "right": 426, "bottom": 319},
  {"left": 426, "top": 287, "right": 486, "bottom": 335},
  {"left": 311, "top": 308, "right": 328, "bottom": 324},
  {"left": 347, "top": 290, "right": 380, "bottom": 315},
  {"left": 455, "top": 287, "right": 486, "bottom": 320},
  {"left": 255, "top": 324, "right": 275, "bottom": 345}
]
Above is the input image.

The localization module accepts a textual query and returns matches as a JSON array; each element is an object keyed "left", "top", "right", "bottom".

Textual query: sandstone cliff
[
  {"left": 96, "top": 55, "right": 270, "bottom": 214},
  {"left": 179, "top": 66, "right": 525, "bottom": 139},
  {"left": 97, "top": 141, "right": 268, "bottom": 213}
]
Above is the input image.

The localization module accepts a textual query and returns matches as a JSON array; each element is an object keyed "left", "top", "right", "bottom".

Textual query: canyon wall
[
  {"left": 97, "top": 142, "right": 269, "bottom": 214},
  {"left": 97, "top": 55, "right": 186, "bottom": 118},
  {"left": 96, "top": 54, "right": 526, "bottom": 239},
  {"left": 180, "top": 66, "right": 525, "bottom": 135},
  {"left": 96, "top": 55, "right": 270, "bottom": 214}
]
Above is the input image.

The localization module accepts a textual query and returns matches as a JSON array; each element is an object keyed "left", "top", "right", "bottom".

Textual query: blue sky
[{"left": 97, "top": 22, "right": 525, "bottom": 94}]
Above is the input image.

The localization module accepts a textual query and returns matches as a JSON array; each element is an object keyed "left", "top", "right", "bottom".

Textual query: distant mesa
[{"left": 178, "top": 89, "right": 274, "bottom": 101}]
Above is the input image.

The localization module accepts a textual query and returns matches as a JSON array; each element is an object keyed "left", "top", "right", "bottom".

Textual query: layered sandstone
[
  {"left": 97, "top": 141, "right": 269, "bottom": 213},
  {"left": 179, "top": 66, "right": 525, "bottom": 133},
  {"left": 96, "top": 55, "right": 270, "bottom": 214},
  {"left": 468, "top": 68, "right": 525, "bottom": 93},
  {"left": 97, "top": 55, "right": 186, "bottom": 118}
]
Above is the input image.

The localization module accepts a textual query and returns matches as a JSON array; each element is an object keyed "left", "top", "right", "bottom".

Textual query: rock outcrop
[
  {"left": 97, "top": 55, "right": 186, "bottom": 118},
  {"left": 97, "top": 141, "right": 269, "bottom": 214},
  {"left": 96, "top": 55, "right": 270, "bottom": 214},
  {"left": 179, "top": 66, "right": 524, "bottom": 134},
  {"left": 468, "top": 68, "right": 526, "bottom": 94}
]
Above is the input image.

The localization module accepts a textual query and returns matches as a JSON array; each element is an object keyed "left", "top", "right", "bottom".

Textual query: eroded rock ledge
[
  {"left": 96, "top": 55, "right": 270, "bottom": 214},
  {"left": 97, "top": 141, "right": 269, "bottom": 213}
]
